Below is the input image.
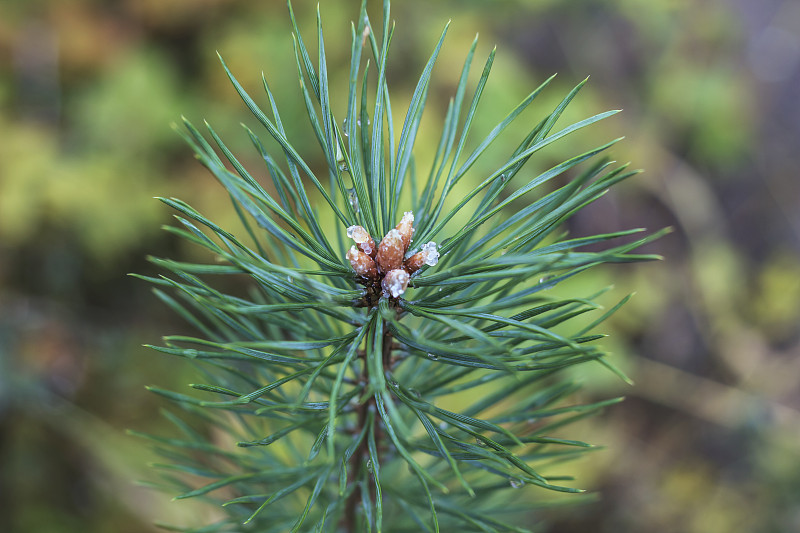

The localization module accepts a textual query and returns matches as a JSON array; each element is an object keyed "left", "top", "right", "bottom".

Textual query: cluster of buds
[{"left": 346, "top": 211, "right": 439, "bottom": 299}]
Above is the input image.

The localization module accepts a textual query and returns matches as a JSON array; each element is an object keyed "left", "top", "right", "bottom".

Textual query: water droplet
[
  {"left": 476, "top": 437, "right": 487, "bottom": 447},
  {"left": 427, "top": 353, "right": 439, "bottom": 361},
  {"left": 287, "top": 276, "right": 293, "bottom": 283},
  {"left": 509, "top": 478, "right": 525, "bottom": 489},
  {"left": 389, "top": 380, "right": 399, "bottom": 388},
  {"left": 347, "top": 188, "right": 359, "bottom": 213},
  {"left": 338, "top": 161, "right": 349, "bottom": 173},
  {"left": 438, "top": 422, "right": 448, "bottom": 430},
  {"left": 539, "top": 275, "right": 552, "bottom": 284},
  {"left": 500, "top": 173, "right": 507, "bottom": 182},
  {"left": 366, "top": 459, "right": 373, "bottom": 473}
]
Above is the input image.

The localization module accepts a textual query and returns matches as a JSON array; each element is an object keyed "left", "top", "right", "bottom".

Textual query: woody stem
[{"left": 342, "top": 322, "right": 392, "bottom": 529}]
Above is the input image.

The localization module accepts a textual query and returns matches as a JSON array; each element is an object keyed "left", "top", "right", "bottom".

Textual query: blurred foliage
[{"left": 1, "top": 0, "right": 799, "bottom": 532}]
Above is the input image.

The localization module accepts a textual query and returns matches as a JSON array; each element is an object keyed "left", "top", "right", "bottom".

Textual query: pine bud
[
  {"left": 376, "top": 228, "right": 404, "bottom": 272},
  {"left": 382, "top": 268, "right": 410, "bottom": 298},
  {"left": 405, "top": 241, "right": 439, "bottom": 273},
  {"left": 346, "top": 245, "right": 378, "bottom": 278},
  {"left": 346, "top": 225, "right": 376, "bottom": 256},
  {"left": 395, "top": 211, "right": 415, "bottom": 251}
]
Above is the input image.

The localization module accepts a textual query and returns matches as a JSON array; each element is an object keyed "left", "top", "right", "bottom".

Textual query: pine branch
[{"left": 135, "top": 1, "right": 662, "bottom": 531}]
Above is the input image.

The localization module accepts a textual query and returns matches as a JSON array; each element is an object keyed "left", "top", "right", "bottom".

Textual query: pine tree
[{"left": 133, "top": 1, "right": 662, "bottom": 531}]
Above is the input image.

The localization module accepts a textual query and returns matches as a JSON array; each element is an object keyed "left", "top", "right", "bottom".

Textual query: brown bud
[
  {"left": 405, "top": 253, "right": 424, "bottom": 274},
  {"left": 375, "top": 228, "right": 404, "bottom": 272},
  {"left": 404, "top": 241, "right": 439, "bottom": 274},
  {"left": 395, "top": 211, "right": 415, "bottom": 251},
  {"left": 346, "top": 225, "right": 376, "bottom": 257},
  {"left": 346, "top": 245, "right": 378, "bottom": 278},
  {"left": 382, "top": 269, "right": 410, "bottom": 298}
]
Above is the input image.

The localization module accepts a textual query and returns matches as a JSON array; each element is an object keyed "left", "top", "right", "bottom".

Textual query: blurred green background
[{"left": 2, "top": 0, "right": 799, "bottom": 531}]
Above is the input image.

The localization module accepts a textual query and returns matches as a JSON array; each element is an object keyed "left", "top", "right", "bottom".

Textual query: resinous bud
[
  {"left": 404, "top": 241, "right": 439, "bottom": 273},
  {"left": 382, "top": 269, "right": 410, "bottom": 298},
  {"left": 376, "top": 229, "right": 404, "bottom": 272},
  {"left": 346, "top": 224, "right": 376, "bottom": 256},
  {"left": 346, "top": 245, "right": 377, "bottom": 279},
  {"left": 394, "top": 211, "right": 415, "bottom": 250}
]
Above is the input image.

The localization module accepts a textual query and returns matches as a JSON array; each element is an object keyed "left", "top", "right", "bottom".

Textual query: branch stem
[{"left": 342, "top": 320, "right": 392, "bottom": 530}]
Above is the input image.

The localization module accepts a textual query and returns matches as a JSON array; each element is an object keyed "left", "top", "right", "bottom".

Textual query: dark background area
[{"left": 1, "top": 0, "right": 799, "bottom": 531}]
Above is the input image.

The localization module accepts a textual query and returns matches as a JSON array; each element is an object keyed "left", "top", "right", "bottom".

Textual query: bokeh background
[{"left": 2, "top": 0, "right": 799, "bottom": 531}]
